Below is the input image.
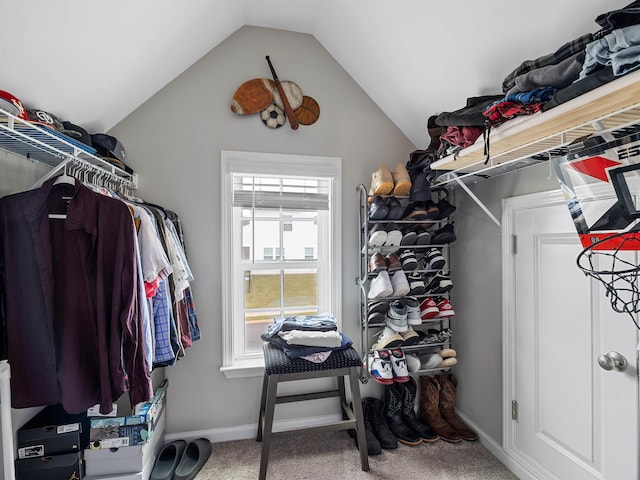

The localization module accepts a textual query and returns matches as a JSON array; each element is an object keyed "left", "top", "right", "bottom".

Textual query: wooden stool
[{"left": 256, "top": 342, "right": 370, "bottom": 480}]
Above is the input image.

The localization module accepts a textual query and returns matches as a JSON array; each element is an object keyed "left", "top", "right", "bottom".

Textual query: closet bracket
[{"left": 451, "top": 173, "right": 502, "bottom": 229}]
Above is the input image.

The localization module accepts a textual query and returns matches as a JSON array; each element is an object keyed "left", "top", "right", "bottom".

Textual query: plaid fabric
[
  {"left": 152, "top": 278, "right": 178, "bottom": 365},
  {"left": 505, "top": 87, "right": 556, "bottom": 105},
  {"left": 184, "top": 286, "right": 201, "bottom": 342},
  {"left": 502, "top": 33, "right": 595, "bottom": 92},
  {"left": 482, "top": 101, "right": 544, "bottom": 126}
]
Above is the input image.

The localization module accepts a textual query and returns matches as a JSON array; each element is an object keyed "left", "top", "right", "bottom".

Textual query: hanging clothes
[{"left": 0, "top": 177, "right": 153, "bottom": 414}]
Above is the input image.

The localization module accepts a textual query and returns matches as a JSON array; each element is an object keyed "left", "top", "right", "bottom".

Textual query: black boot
[
  {"left": 348, "top": 399, "right": 382, "bottom": 455},
  {"left": 367, "top": 397, "right": 398, "bottom": 450},
  {"left": 401, "top": 377, "right": 439, "bottom": 443},
  {"left": 383, "top": 384, "right": 422, "bottom": 446}
]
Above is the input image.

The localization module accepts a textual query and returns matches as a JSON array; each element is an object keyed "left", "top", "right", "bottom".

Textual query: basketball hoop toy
[{"left": 576, "top": 231, "right": 640, "bottom": 330}]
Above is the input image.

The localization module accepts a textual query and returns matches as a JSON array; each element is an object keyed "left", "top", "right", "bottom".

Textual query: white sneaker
[
  {"left": 390, "top": 270, "right": 410, "bottom": 297},
  {"left": 405, "top": 296, "right": 422, "bottom": 325},
  {"left": 388, "top": 348, "right": 409, "bottom": 383},
  {"left": 372, "top": 326, "right": 404, "bottom": 350},
  {"left": 368, "top": 270, "right": 393, "bottom": 299},
  {"left": 367, "top": 350, "right": 394, "bottom": 385}
]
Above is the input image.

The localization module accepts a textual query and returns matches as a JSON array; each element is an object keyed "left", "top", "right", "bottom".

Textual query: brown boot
[
  {"left": 391, "top": 162, "right": 411, "bottom": 196},
  {"left": 418, "top": 375, "right": 462, "bottom": 443},
  {"left": 435, "top": 373, "right": 479, "bottom": 441}
]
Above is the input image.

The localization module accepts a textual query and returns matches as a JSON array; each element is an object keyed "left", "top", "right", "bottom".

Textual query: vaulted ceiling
[{"left": 2, "top": 0, "right": 624, "bottom": 148}]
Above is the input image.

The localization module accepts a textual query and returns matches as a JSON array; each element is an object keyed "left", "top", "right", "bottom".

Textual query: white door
[{"left": 503, "top": 189, "right": 639, "bottom": 480}]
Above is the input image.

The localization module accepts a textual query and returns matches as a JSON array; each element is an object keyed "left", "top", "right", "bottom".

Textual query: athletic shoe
[
  {"left": 419, "top": 352, "right": 444, "bottom": 370},
  {"left": 368, "top": 223, "right": 387, "bottom": 247},
  {"left": 408, "top": 272, "right": 426, "bottom": 296},
  {"left": 402, "top": 202, "right": 429, "bottom": 221},
  {"left": 404, "top": 296, "right": 421, "bottom": 325},
  {"left": 434, "top": 197, "right": 457, "bottom": 220},
  {"left": 385, "top": 299, "right": 408, "bottom": 332},
  {"left": 384, "top": 223, "right": 403, "bottom": 248},
  {"left": 425, "top": 271, "right": 453, "bottom": 294},
  {"left": 369, "top": 301, "right": 390, "bottom": 315},
  {"left": 367, "top": 350, "right": 394, "bottom": 385},
  {"left": 399, "top": 250, "right": 418, "bottom": 270},
  {"left": 438, "top": 327, "right": 453, "bottom": 342},
  {"left": 400, "top": 325, "right": 420, "bottom": 346},
  {"left": 399, "top": 226, "right": 418, "bottom": 246},
  {"left": 415, "top": 226, "right": 432, "bottom": 246},
  {"left": 368, "top": 251, "right": 387, "bottom": 275},
  {"left": 431, "top": 221, "right": 456, "bottom": 244},
  {"left": 435, "top": 297, "right": 455, "bottom": 317},
  {"left": 368, "top": 270, "right": 393, "bottom": 299},
  {"left": 385, "top": 253, "right": 402, "bottom": 272},
  {"left": 390, "top": 270, "right": 410, "bottom": 297},
  {"left": 405, "top": 353, "right": 422, "bottom": 373},
  {"left": 372, "top": 326, "right": 404, "bottom": 350},
  {"left": 425, "top": 248, "right": 446, "bottom": 270},
  {"left": 420, "top": 297, "right": 440, "bottom": 321},
  {"left": 424, "top": 200, "right": 440, "bottom": 220},
  {"left": 367, "top": 311, "right": 386, "bottom": 325},
  {"left": 388, "top": 348, "right": 410, "bottom": 383}
]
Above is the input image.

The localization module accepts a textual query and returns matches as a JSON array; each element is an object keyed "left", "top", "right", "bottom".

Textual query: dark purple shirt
[{"left": 0, "top": 178, "right": 152, "bottom": 414}]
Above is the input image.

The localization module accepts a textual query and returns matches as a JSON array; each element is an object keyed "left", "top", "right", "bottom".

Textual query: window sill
[{"left": 220, "top": 357, "right": 265, "bottom": 379}]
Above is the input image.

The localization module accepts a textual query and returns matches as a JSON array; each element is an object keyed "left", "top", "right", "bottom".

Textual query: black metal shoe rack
[{"left": 356, "top": 184, "right": 457, "bottom": 383}]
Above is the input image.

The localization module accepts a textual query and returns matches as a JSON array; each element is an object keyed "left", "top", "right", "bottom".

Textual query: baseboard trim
[{"left": 165, "top": 413, "right": 345, "bottom": 444}]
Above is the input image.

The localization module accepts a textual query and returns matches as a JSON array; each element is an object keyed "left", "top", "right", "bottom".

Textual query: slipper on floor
[{"left": 173, "top": 437, "right": 213, "bottom": 480}]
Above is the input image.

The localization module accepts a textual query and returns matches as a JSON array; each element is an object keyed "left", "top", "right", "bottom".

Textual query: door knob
[{"left": 597, "top": 351, "right": 628, "bottom": 372}]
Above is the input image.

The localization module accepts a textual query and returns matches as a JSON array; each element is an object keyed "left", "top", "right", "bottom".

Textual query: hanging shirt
[{"left": 0, "top": 178, "right": 152, "bottom": 414}]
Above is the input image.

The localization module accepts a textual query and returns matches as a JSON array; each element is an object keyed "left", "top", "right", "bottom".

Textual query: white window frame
[{"left": 220, "top": 151, "right": 342, "bottom": 378}]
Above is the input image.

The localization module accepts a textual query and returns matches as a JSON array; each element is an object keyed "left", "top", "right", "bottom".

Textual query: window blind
[{"left": 232, "top": 174, "right": 330, "bottom": 211}]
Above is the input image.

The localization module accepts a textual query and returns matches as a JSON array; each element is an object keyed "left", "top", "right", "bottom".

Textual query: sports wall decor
[{"left": 230, "top": 55, "right": 320, "bottom": 130}]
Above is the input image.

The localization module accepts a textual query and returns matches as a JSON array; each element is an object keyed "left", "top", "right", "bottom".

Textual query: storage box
[
  {"left": 15, "top": 451, "right": 83, "bottom": 480},
  {"left": 17, "top": 404, "right": 90, "bottom": 459},
  {"left": 89, "top": 381, "right": 166, "bottom": 449},
  {"left": 84, "top": 406, "right": 165, "bottom": 477}
]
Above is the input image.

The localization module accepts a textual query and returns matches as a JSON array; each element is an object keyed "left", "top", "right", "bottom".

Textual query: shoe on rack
[
  {"left": 386, "top": 196, "right": 405, "bottom": 220},
  {"left": 405, "top": 353, "right": 422, "bottom": 373},
  {"left": 367, "top": 310, "right": 386, "bottom": 325},
  {"left": 366, "top": 397, "right": 398, "bottom": 450},
  {"left": 435, "top": 297, "right": 455, "bottom": 317},
  {"left": 367, "top": 350, "right": 394, "bottom": 385},
  {"left": 369, "top": 163, "right": 394, "bottom": 197},
  {"left": 388, "top": 348, "right": 410, "bottom": 383},
  {"left": 391, "top": 162, "right": 412, "bottom": 197},
  {"left": 399, "top": 249, "right": 418, "bottom": 270},
  {"left": 408, "top": 272, "right": 426, "bottom": 296},
  {"left": 369, "top": 300, "right": 390, "bottom": 315},
  {"left": 390, "top": 270, "right": 410, "bottom": 297},
  {"left": 385, "top": 299, "right": 408, "bottom": 332},
  {"left": 383, "top": 384, "right": 422, "bottom": 446},
  {"left": 402, "top": 202, "right": 429, "bottom": 221},
  {"left": 368, "top": 251, "right": 387, "bottom": 275},
  {"left": 372, "top": 326, "right": 404, "bottom": 350},
  {"left": 400, "top": 325, "right": 420, "bottom": 346},
  {"left": 368, "top": 223, "right": 387, "bottom": 247},
  {"left": 404, "top": 296, "right": 421, "bottom": 325},
  {"left": 385, "top": 253, "right": 402, "bottom": 272},
  {"left": 424, "top": 200, "right": 440, "bottom": 220},
  {"left": 368, "top": 270, "right": 393, "bottom": 299},
  {"left": 420, "top": 297, "right": 440, "bottom": 321},
  {"left": 420, "top": 353, "right": 445, "bottom": 370},
  {"left": 440, "top": 357, "right": 458, "bottom": 368},
  {"left": 401, "top": 378, "right": 439, "bottom": 443},
  {"left": 384, "top": 223, "right": 403, "bottom": 248},
  {"left": 400, "top": 225, "right": 418, "bottom": 246},
  {"left": 425, "top": 271, "right": 453, "bottom": 294},
  {"left": 348, "top": 400, "right": 382, "bottom": 456},
  {"left": 415, "top": 225, "right": 432, "bottom": 246},
  {"left": 425, "top": 248, "right": 446, "bottom": 270},
  {"left": 437, "top": 327, "right": 453, "bottom": 342},
  {"left": 369, "top": 195, "right": 389, "bottom": 221},
  {"left": 431, "top": 221, "right": 456, "bottom": 244},
  {"left": 434, "top": 197, "right": 457, "bottom": 220}
]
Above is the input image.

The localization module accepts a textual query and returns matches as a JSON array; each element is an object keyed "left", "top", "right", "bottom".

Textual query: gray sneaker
[{"left": 385, "top": 299, "right": 408, "bottom": 332}]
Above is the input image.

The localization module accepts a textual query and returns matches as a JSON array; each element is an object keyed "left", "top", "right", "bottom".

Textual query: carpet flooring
[{"left": 194, "top": 430, "right": 519, "bottom": 479}]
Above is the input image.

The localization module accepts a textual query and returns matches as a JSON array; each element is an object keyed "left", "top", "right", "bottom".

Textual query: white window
[{"left": 220, "top": 151, "right": 342, "bottom": 378}]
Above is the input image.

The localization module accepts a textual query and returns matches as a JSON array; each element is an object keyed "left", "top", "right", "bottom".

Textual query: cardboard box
[
  {"left": 15, "top": 451, "right": 83, "bottom": 480},
  {"left": 84, "top": 406, "right": 165, "bottom": 477},
  {"left": 89, "top": 381, "right": 167, "bottom": 449},
  {"left": 17, "top": 404, "right": 90, "bottom": 459}
]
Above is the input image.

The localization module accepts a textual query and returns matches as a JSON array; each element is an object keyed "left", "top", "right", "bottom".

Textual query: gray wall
[{"left": 109, "top": 26, "right": 416, "bottom": 436}]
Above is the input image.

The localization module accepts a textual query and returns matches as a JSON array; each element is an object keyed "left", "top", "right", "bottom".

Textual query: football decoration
[
  {"left": 260, "top": 103, "right": 286, "bottom": 129},
  {"left": 230, "top": 78, "right": 274, "bottom": 115},
  {"left": 294, "top": 96, "right": 320, "bottom": 126},
  {"left": 230, "top": 57, "right": 319, "bottom": 130}
]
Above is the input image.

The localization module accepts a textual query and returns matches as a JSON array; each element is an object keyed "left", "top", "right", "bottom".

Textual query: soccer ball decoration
[{"left": 260, "top": 103, "right": 286, "bottom": 129}]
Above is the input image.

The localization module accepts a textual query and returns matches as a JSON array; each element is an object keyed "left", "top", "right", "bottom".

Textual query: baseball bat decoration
[{"left": 265, "top": 55, "right": 299, "bottom": 130}]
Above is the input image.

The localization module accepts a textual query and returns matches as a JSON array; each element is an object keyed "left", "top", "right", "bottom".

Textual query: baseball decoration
[
  {"left": 294, "top": 96, "right": 320, "bottom": 126},
  {"left": 230, "top": 55, "right": 319, "bottom": 131},
  {"left": 261, "top": 103, "right": 286, "bottom": 129}
]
